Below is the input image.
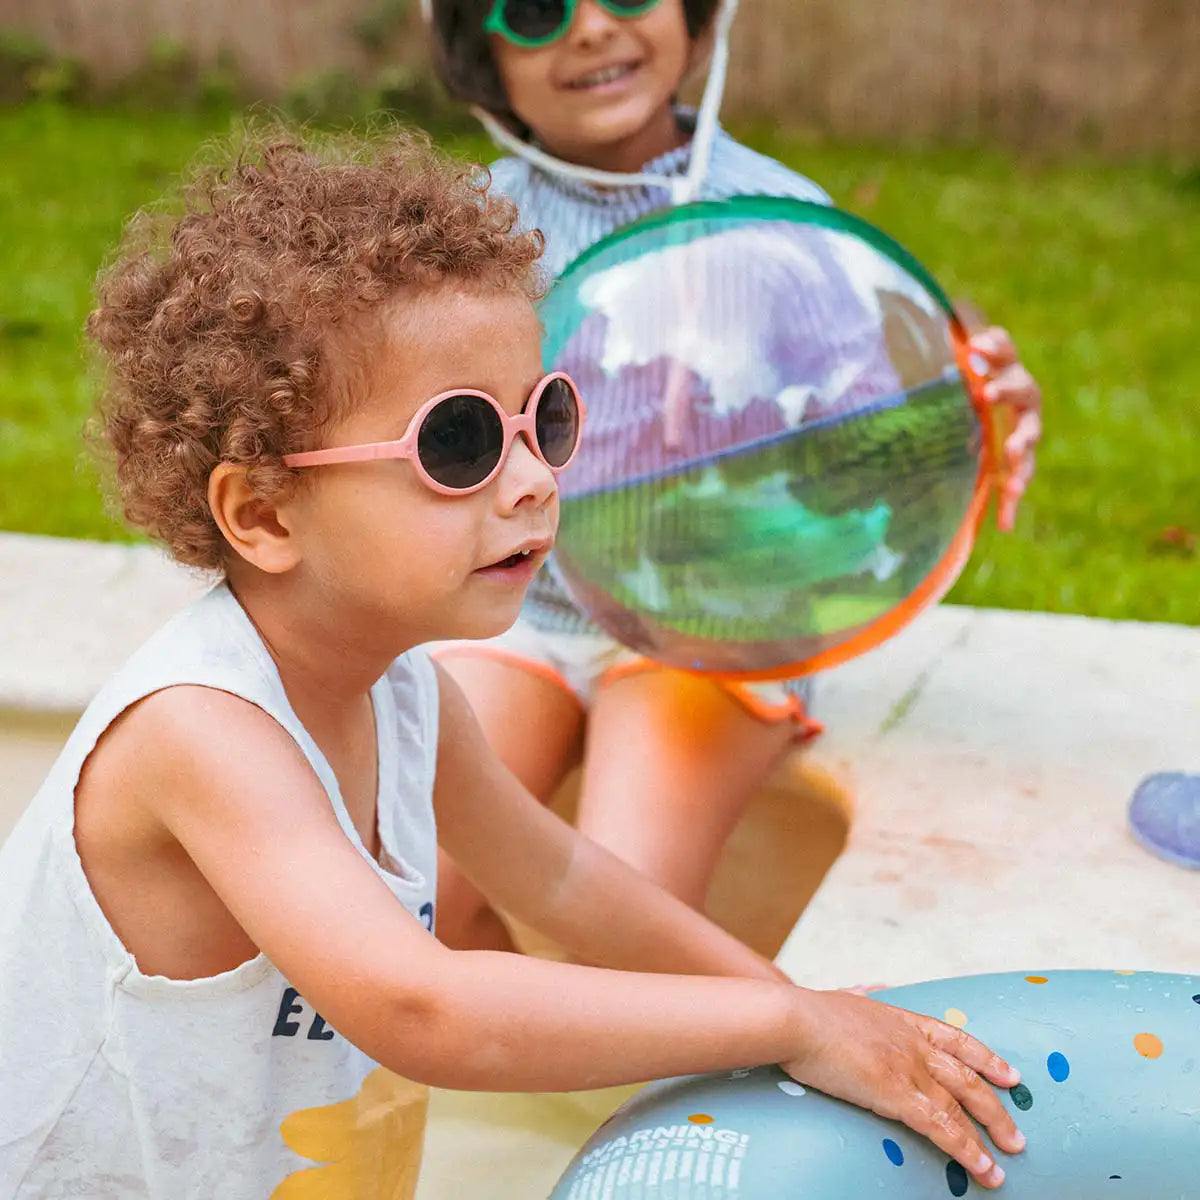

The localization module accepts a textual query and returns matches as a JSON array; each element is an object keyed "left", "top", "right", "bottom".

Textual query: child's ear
[{"left": 207, "top": 463, "right": 302, "bottom": 575}]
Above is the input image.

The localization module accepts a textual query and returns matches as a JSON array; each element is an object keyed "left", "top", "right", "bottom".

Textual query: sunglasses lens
[
  {"left": 500, "top": 0, "right": 567, "bottom": 41},
  {"left": 535, "top": 377, "right": 580, "bottom": 468},
  {"left": 417, "top": 394, "right": 505, "bottom": 490}
]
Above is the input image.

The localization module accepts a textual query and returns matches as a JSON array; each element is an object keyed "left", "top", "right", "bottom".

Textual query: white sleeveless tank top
[{"left": 0, "top": 583, "right": 439, "bottom": 1198}]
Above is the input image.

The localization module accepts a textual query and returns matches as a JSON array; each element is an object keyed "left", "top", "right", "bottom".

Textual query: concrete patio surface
[{"left": 2, "top": 529, "right": 1197, "bottom": 1196}]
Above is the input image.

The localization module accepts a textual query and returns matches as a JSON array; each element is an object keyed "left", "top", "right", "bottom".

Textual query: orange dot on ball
[
  {"left": 1133, "top": 1033, "right": 1164, "bottom": 1059},
  {"left": 1024, "top": 975, "right": 1049, "bottom": 985},
  {"left": 688, "top": 1113, "right": 714, "bottom": 1125}
]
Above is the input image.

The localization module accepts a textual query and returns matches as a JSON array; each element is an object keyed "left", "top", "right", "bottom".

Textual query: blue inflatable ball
[{"left": 548, "top": 970, "right": 1200, "bottom": 1198}]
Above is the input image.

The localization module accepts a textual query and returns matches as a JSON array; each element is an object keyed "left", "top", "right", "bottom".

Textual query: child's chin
[{"left": 450, "top": 607, "right": 525, "bottom": 645}]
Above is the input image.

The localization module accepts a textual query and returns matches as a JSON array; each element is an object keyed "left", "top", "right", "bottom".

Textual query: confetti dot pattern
[
  {"left": 1047, "top": 1052, "right": 1071, "bottom": 1082},
  {"left": 1133, "top": 1033, "right": 1163, "bottom": 1059},
  {"left": 945, "top": 1160, "right": 970, "bottom": 1195},
  {"left": 550, "top": 970, "right": 1200, "bottom": 1200}
]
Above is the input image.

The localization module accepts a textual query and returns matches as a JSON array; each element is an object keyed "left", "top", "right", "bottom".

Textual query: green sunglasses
[{"left": 484, "top": 0, "right": 663, "bottom": 48}]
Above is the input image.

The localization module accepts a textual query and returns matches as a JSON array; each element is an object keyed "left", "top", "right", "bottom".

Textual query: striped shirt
[{"left": 489, "top": 113, "right": 833, "bottom": 641}]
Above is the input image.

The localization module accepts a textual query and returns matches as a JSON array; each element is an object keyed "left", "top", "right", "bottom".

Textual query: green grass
[
  {"left": 1, "top": 102, "right": 1197, "bottom": 623},
  {"left": 0, "top": 104, "right": 245, "bottom": 539}
]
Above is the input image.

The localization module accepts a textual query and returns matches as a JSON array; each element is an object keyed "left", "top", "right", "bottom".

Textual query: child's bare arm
[
  {"left": 431, "top": 664, "right": 787, "bottom": 982},
  {"left": 432, "top": 668, "right": 1023, "bottom": 1186},
  {"left": 131, "top": 684, "right": 1022, "bottom": 1189},
  {"left": 128, "top": 684, "right": 801, "bottom": 1085}
]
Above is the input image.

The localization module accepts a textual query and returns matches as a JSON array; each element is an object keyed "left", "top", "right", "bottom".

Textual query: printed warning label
[{"left": 564, "top": 1123, "right": 751, "bottom": 1197}]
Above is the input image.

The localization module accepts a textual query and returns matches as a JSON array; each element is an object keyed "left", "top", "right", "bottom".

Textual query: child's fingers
[
  {"left": 983, "top": 364, "right": 1041, "bottom": 415},
  {"left": 998, "top": 451, "right": 1034, "bottom": 529},
  {"left": 986, "top": 398, "right": 1039, "bottom": 529},
  {"left": 968, "top": 326, "right": 1017, "bottom": 367},
  {"left": 839, "top": 982, "right": 889, "bottom": 996},
  {"left": 923, "top": 1018, "right": 1020, "bottom": 1088},
  {"left": 997, "top": 483, "right": 1022, "bottom": 532},
  {"left": 903, "top": 1083, "right": 1007, "bottom": 1190},
  {"left": 1003, "top": 455, "right": 1033, "bottom": 501},
  {"left": 1005, "top": 410, "right": 1042, "bottom": 462},
  {"left": 996, "top": 413, "right": 1039, "bottom": 528},
  {"left": 926, "top": 1047, "right": 1026, "bottom": 1156}
]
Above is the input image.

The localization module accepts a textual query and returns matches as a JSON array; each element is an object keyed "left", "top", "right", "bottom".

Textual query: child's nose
[
  {"left": 569, "top": 0, "right": 620, "bottom": 45},
  {"left": 496, "top": 431, "right": 557, "bottom": 512}
]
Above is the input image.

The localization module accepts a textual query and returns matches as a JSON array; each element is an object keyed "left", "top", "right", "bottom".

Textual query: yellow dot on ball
[
  {"left": 1114, "top": 969, "right": 1137, "bottom": 976},
  {"left": 688, "top": 1113, "right": 715, "bottom": 1125},
  {"left": 944, "top": 1008, "right": 969, "bottom": 1028},
  {"left": 1133, "top": 1033, "right": 1163, "bottom": 1059},
  {"left": 1024, "top": 975, "right": 1049, "bottom": 985}
]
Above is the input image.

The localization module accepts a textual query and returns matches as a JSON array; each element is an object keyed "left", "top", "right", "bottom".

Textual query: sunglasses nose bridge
[{"left": 507, "top": 411, "right": 546, "bottom": 463}]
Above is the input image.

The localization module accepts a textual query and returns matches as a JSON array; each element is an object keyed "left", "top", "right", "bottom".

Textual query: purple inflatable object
[{"left": 1128, "top": 772, "right": 1200, "bottom": 869}]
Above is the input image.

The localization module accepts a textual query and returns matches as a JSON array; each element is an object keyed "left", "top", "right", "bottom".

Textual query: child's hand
[
  {"left": 969, "top": 326, "right": 1042, "bottom": 532},
  {"left": 785, "top": 989, "right": 1025, "bottom": 1190}
]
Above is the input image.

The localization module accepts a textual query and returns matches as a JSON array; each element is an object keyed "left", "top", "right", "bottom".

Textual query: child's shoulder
[
  {"left": 59, "top": 587, "right": 307, "bottom": 805},
  {"left": 485, "top": 155, "right": 533, "bottom": 203},
  {"left": 704, "top": 131, "right": 833, "bottom": 206}
]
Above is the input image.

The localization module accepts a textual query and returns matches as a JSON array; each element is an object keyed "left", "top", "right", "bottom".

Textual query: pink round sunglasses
[{"left": 282, "top": 371, "right": 586, "bottom": 496}]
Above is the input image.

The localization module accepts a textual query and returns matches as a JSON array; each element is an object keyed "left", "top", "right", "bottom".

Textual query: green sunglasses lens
[
  {"left": 490, "top": 0, "right": 661, "bottom": 46},
  {"left": 494, "top": 0, "right": 570, "bottom": 43}
]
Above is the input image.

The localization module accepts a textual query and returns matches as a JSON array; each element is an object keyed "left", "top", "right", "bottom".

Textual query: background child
[
  {"left": 0, "top": 123, "right": 1025, "bottom": 1196},
  {"left": 426, "top": 0, "right": 1044, "bottom": 951}
]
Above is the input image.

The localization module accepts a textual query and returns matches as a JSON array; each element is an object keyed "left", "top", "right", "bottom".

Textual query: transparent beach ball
[{"left": 540, "top": 197, "right": 1001, "bottom": 678}]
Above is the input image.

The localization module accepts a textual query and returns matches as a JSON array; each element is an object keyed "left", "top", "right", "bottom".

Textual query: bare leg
[
  {"left": 435, "top": 655, "right": 584, "bottom": 951},
  {"left": 576, "top": 669, "right": 794, "bottom": 910}
]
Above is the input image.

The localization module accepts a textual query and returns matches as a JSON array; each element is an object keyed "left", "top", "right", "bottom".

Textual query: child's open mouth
[
  {"left": 475, "top": 544, "right": 548, "bottom": 583},
  {"left": 494, "top": 550, "right": 532, "bottom": 569},
  {"left": 567, "top": 62, "right": 640, "bottom": 91}
]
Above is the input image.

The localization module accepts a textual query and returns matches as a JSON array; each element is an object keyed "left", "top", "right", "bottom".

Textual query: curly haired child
[{"left": 0, "top": 123, "right": 1024, "bottom": 1197}]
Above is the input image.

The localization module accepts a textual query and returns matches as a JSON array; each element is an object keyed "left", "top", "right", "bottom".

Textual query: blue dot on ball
[
  {"left": 1192, "top": 994, "right": 1200, "bottom": 1005},
  {"left": 946, "top": 1160, "right": 970, "bottom": 1195},
  {"left": 1009, "top": 1082, "right": 1033, "bottom": 1110},
  {"left": 882, "top": 1138, "right": 904, "bottom": 1166},
  {"left": 1047, "top": 1051, "right": 1071, "bottom": 1082}
]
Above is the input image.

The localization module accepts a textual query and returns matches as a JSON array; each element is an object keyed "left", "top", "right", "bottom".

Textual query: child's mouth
[
  {"left": 567, "top": 62, "right": 639, "bottom": 90},
  {"left": 494, "top": 550, "right": 531, "bottom": 569},
  {"left": 475, "top": 546, "right": 547, "bottom": 582}
]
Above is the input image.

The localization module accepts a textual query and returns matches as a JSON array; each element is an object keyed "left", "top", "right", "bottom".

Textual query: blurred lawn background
[{"left": 1, "top": 101, "right": 1197, "bottom": 623}]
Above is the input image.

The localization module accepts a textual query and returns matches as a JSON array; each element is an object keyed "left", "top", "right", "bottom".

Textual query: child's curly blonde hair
[{"left": 87, "top": 121, "right": 544, "bottom": 570}]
